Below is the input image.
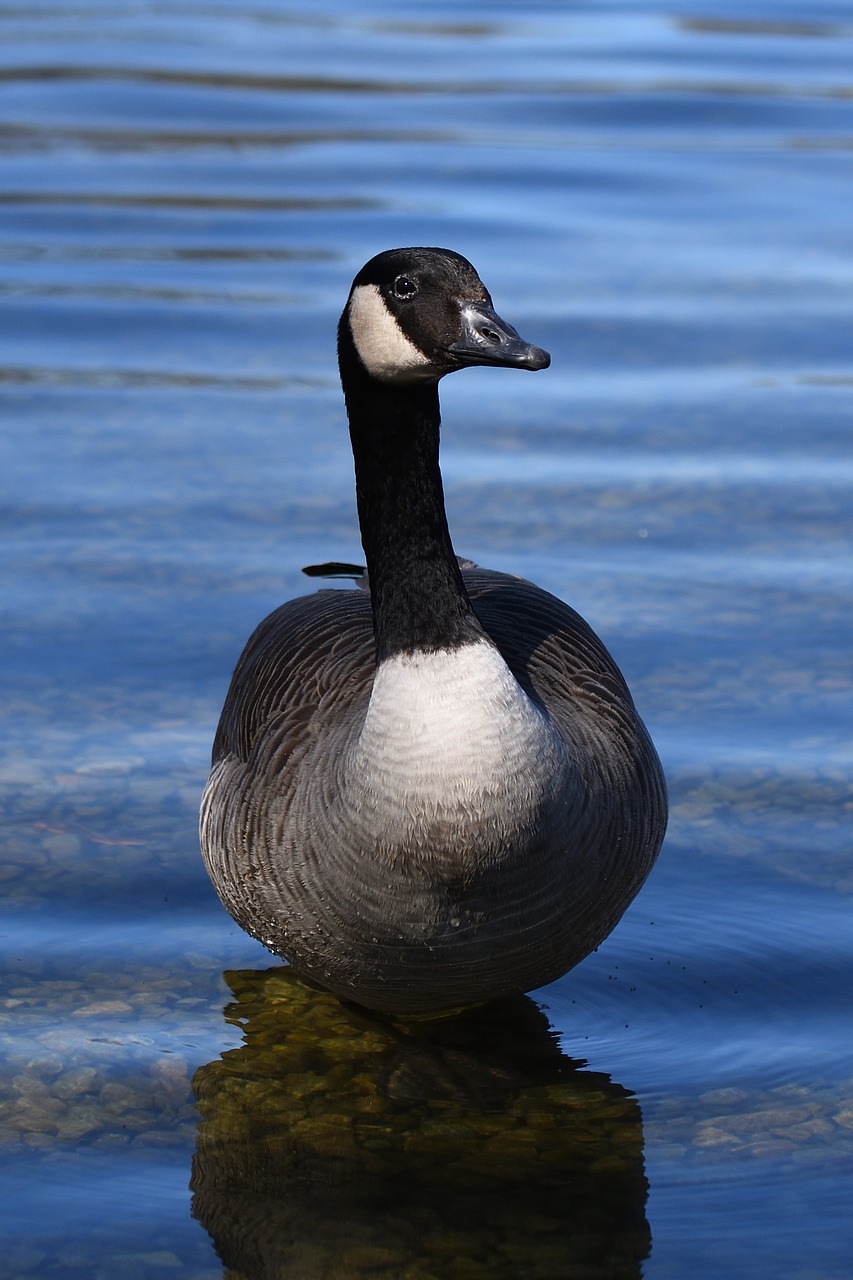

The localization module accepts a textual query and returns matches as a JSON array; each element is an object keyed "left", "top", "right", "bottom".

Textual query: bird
[{"left": 200, "top": 247, "right": 667, "bottom": 1016}]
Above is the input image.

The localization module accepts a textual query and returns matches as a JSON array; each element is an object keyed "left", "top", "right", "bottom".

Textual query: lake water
[{"left": 2, "top": 1, "right": 852, "bottom": 1276}]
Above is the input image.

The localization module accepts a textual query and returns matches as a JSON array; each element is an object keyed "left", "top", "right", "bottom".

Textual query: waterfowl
[{"left": 200, "top": 247, "right": 667, "bottom": 1015}]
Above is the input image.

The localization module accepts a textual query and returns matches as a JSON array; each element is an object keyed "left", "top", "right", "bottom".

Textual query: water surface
[{"left": 1, "top": 2, "right": 852, "bottom": 1277}]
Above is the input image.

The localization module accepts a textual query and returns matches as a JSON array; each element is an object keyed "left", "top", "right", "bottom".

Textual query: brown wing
[
  {"left": 211, "top": 587, "right": 375, "bottom": 767},
  {"left": 464, "top": 566, "right": 667, "bottom": 847}
]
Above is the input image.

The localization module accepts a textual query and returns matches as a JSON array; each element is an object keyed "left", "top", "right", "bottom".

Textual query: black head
[{"left": 340, "top": 247, "right": 550, "bottom": 386}]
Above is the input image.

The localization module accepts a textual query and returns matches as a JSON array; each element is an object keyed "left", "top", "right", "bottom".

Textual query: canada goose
[{"left": 200, "top": 247, "right": 667, "bottom": 1015}]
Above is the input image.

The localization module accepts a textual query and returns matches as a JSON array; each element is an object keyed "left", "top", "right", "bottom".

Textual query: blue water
[{"left": 2, "top": 2, "right": 852, "bottom": 1276}]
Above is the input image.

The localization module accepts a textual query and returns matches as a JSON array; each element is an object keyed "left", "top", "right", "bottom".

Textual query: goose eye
[{"left": 392, "top": 275, "right": 418, "bottom": 300}]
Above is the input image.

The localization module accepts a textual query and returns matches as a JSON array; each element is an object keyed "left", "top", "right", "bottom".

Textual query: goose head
[{"left": 339, "top": 247, "right": 550, "bottom": 387}]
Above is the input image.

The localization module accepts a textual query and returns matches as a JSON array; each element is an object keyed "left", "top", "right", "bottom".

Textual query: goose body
[{"left": 200, "top": 248, "right": 667, "bottom": 1014}]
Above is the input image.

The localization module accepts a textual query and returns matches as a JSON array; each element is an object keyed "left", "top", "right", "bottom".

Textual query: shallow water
[{"left": 1, "top": 1, "right": 852, "bottom": 1277}]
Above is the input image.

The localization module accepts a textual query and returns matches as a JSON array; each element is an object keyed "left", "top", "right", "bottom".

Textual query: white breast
[{"left": 346, "top": 638, "right": 567, "bottom": 836}]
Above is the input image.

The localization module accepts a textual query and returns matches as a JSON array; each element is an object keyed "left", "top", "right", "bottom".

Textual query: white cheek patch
[{"left": 348, "top": 283, "right": 436, "bottom": 385}]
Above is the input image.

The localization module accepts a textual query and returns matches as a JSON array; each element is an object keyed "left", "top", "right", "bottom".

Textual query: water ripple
[
  {"left": 3, "top": 63, "right": 853, "bottom": 100},
  {"left": 0, "top": 365, "right": 328, "bottom": 389},
  {"left": 0, "top": 190, "right": 381, "bottom": 210},
  {"left": 0, "top": 122, "right": 454, "bottom": 153}
]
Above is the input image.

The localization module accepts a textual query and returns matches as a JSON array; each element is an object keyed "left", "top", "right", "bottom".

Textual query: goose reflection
[{"left": 191, "top": 968, "right": 649, "bottom": 1279}]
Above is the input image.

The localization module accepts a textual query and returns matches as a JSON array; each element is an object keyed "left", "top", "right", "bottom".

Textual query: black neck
[{"left": 340, "top": 342, "right": 484, "bottom": 662}]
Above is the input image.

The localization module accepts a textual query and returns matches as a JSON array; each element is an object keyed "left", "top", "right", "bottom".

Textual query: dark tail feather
[{"left": 301, "top": 561, "right": 366, "bottom": 581}]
